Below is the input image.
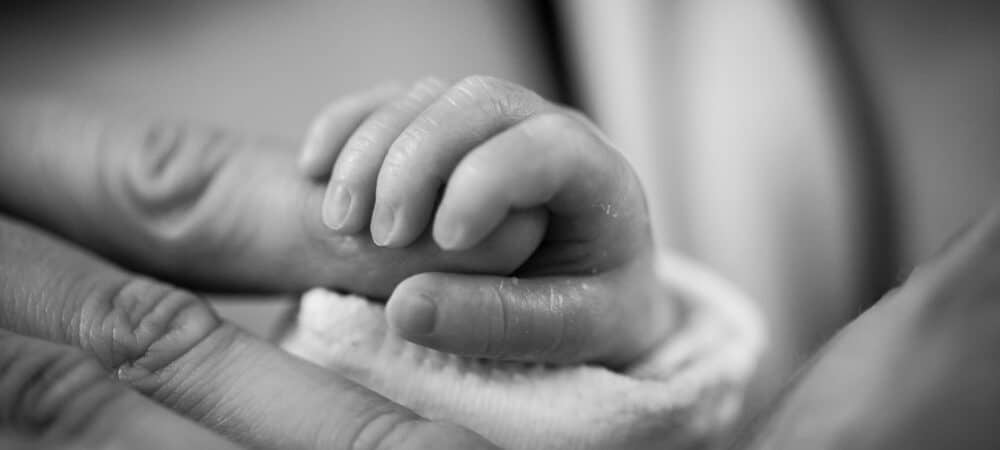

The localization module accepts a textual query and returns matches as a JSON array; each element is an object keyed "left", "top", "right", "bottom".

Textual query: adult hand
[
  {"left": 0, "top": 213, "right": 494, "bottom": 449},
  {"left": 738, "top": 203, "right": 1000, "bottom": 449},
  {"left": 0, "top": 97, "right": 544, "bottom": 298}
]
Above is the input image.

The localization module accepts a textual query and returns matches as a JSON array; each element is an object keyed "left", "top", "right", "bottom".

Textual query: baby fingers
[
  {"left": 369, "top": 75, "right": 557, "bottom": 248},
  {"left": 299, "top": 82, "right": 405, "bottom": 178},
  {"left": 323, "top": 77, "right": 449, "bottom": 233}
]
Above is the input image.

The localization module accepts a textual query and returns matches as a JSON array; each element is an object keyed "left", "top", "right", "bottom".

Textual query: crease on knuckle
[
  {"left": 444, "top": 75, "right": 493, "bottom": 110},
  {"left": 0, "top": 334, "right": 118, "bottom": 436},
  {"left": 483, "top": 281, "right": 511, "bottom": 359},
  {"left": 337, "top": 119, "right": 391, "bottom": 175},
  {"left": 407, "top": 77, "right": 445, "bottom": 102},
  {"left": 457, "top": 75, "right": 537, "bottom": 121},
  {"left": 381, "top": 126, "right": 428, "bottom": 175},
  {"left": 543, "top": 285, "right": 570, "bottom": 360},
  {"left": 347, "top": 408, "right": 416, "bottom": 450},
  {"left": 110, "top": 121, "right": 235, "bottom": 256},
  {"left": 80, "top": 276, "right": 220, "bottom": 388}
]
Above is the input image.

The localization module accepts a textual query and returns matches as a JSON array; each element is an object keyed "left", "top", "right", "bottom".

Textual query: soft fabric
[{"left": 279, "top": 253, "right": 764, "bottom": 449}]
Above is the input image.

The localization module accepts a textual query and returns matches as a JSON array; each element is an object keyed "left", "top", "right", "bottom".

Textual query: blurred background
[{"left": 3, "top": 0, "right": 999, "bottom": 430}]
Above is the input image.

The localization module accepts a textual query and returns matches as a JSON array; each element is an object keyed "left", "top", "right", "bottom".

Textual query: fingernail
[
  {"left": 322, "top": 184, "right": 352, "bottom": 230},
  {"left": 371, "top": 203, "right": 397, "bottom": 246},
  {"left": 435, "top": 220, "right": 468, "bottom": 250},
  {"left": 393, "top": 293, "right": 437, "bottom": 336}
]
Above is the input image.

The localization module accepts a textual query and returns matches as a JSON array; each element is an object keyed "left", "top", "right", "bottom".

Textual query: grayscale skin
[
  {"left": 298, "top": 76, "right": 679, "bottom": 369},
  {"left": 736, "top": 205, "right": 1000, "bottom": 450},
  {"left": 281, "top": 253, "right": 764, "bottom": 450}
]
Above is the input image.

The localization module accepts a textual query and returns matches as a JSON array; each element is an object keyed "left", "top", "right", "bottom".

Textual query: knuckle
[
  {"left": 348, "top": 408, "right": 416, "bottom": 450},
  {"left": 446, "top": 76, "right": 496, "bottom": 109},
  {"left": 0, "top": 333, "right": 115, "bottom": 434},
  {"left": 114, "top": 121, "right": 236, "bottom": 255},
  {"left": 482, "top": 281, "right": 513, "bottom": 358},
  {"left": 338, "top": 105, "right": 405, "bottom": 169},
  {"left": 78, "top": 276, "right": 219, "bottom": 384},
  {"left": 333, "top": 131, "right": 391, "bottom": 183},
  {"left": 522, "top": 111, "right": 581, "bottom": 141},
  {"left": 456, "top": 74, "right": 496, "bottom": 92},
  {"left": 542, "top": 286, "right": 570, "bottom": 358},
  {"left": 453, "top": 75, "right": 538, "bottom": 120},
  {"left": 381, "top": 127, "right": 428, "bottom": 175},
  {"left": 520, "top": 112, "right": 601, "bottom": 165},
  {"left": 408, "top": 77, "right": 447, "bottom": 100},
  {"left": 340, "top": 125, "right": 382, "bottom": 168}
]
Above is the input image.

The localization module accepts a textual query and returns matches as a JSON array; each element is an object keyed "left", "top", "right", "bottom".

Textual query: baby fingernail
[
  {"left": 371, "top": 203, "right": 397, "bottom": 246},
  {"left": 436, "top": 220, "right": 468, "bottom": 250},
  {"left": 323, "top": 184, "right": 352, "bottom": 230},
  {"left": 392, "top": 293, "right": 437, "bottom": 336}
]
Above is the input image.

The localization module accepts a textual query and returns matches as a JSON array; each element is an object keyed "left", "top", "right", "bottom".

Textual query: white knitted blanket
[{"left": 280, "top": 253, "right": 764, "bottom": 449}]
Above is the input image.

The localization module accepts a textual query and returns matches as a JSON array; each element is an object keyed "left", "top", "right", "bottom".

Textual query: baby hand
[{"left": 300, "top": 76, "right": 669, "bottom": 366}]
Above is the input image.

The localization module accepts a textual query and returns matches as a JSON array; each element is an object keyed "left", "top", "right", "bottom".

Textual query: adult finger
[
  {"left": 385, "top": 255, "right": 677, "bottom": 367},
  {"left": 328, "top": 77, "right": 448, "bottom": 235},
  {"left": 299, "top": 82, "right": 405, "bottom": 178},
  {"left": 0, "top": 97, "right": 543, "bottom": 297},
  {"left": 372, "top": 75, "right": 557, "bottom": 248},
  {"left": 0, "top": 331, "right": 242, "bottom": 450},
  {"left": 739, "top": 204, "right": 1000, "bottom": 449},
  {"left": 0, "top": 215, "right": 495, "bottom": 449}
]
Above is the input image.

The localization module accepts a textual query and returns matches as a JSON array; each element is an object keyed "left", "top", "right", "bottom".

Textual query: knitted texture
[{"left": 280, "top": 253, "right": 764, "bottom": 449}]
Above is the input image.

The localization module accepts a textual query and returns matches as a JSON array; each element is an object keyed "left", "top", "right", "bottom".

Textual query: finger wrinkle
[
  {"left": 347, "top": 407, "right": 414, "bottom": 450},
  {"left": 542, "top": 285, "right": 568, "bottom": 360},
  {"left": 73, "top": 276, "right": 220, "bottom": 389},
  {"left": 337, "top": 131, "right": 381, "bottom": 173},
  {"left": 479, "top": 282, "right": 506, "bottom": 359},
  {"left": 382, "top": 128, "right": 427, "bottom": 172},
  {"left": 108, "top": 121, "right": 235, "bottom": 259},
  {"left": 410, "top": 77, "right": 447, "bottom": 98},
  {"left": 0, "top": 333, "right": 114, "bottom": 436},
  {"left": 125, "top": 122, "right": 232, "bottom": 212},
  {"left": 445, "top": 84, "right": 479, "bottom": 108}
]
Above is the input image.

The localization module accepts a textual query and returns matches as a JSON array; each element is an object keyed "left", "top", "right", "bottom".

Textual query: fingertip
[
  {"left": 370, "top": 202, "right": 398, "bottom": 247},
  {"left": 322, "top": 180, "right": 374, "bottom": 234},
  {"left": 433, "top": 160, "right": 519, "bottom": 251},
  {"left": 386, "top": 290, "right": 438, "bottom": 337},
  {"left": 432, "top": 215, "right": 473, "bottom": 251},
  {"left": 321, "top": 183, "right": 354, "bottom": 231},
  {"left": 480, "top": 207, "right": 548, "bottom": 257},
  {"left": 298, "top": 123, "right": 330, "bottom": 179},
  {"left": 431, "top": 197, "right": 492, "bottom": 251}
]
